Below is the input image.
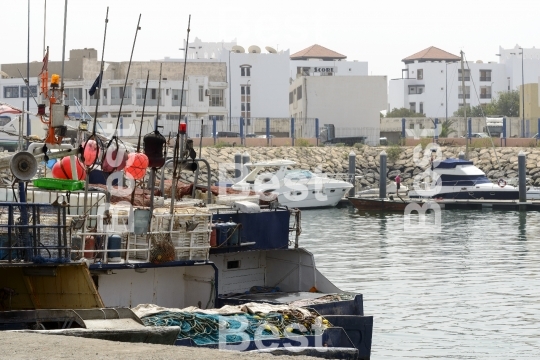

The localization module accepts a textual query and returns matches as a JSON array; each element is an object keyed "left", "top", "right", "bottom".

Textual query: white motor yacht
[
  {"left": 408, "top": 158, "right": 540, "bottom": 200},
  {"left": 232, "top": 160, "right": 353, "bottom": 208}
]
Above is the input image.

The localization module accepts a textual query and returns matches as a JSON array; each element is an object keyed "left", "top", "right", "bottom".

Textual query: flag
[
  {"left": 0, "top": 104, "right": 22, "bottom": 115},
  {"left": 39, "top": 50, "right": 48, "bottom": 76},
  {"left": 89, "top": 72, "right": 102, "bottom": 96}
]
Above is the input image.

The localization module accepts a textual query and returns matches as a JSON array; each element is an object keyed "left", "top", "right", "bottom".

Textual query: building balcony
[
  {"left": 480, "top": 93, "right": 492, "bottom": 99},
  {"left": 480, "top": 77, "right": 492, "bottom": 82},
  {"left": 458, "top": 77, "right": 471, "bottom": 81},
  {"left": 458, "top": 94, "right": 471, "bottom": 99},
  {"left": 136, "top": 99, "right": 160, "bottom": 106}
]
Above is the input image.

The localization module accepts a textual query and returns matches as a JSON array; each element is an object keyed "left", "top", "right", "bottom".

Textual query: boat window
[{"left": 284, "top": 170, "right": 313, "bottom": 180}]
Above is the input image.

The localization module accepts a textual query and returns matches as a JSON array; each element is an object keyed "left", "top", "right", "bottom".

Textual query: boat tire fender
[{"left": 498, "top": 179, "right": 507, "bottom": 188}]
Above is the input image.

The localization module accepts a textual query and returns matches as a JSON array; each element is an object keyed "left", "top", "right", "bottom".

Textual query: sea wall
[{"left": 177, "top": 145, "right": 540, "bottom": 188}]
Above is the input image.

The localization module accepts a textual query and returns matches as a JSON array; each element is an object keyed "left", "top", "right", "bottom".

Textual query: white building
[
  {"left": 289, "top": 44, "right": 368, "bottom": 80},
  {"left": 389, "top": 45, "right": 540, "bottom": 119}
]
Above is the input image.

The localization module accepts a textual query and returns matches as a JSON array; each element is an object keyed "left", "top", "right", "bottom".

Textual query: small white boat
[{"left": 232, "top": 159, "right": 353, "bottom": 208}]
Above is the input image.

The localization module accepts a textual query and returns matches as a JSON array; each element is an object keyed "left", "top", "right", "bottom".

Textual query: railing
[
  {"left": 71, "top": 209, "right": 212, "bottom": 264},
  {"left": 0, "top": 203, "right": 70, "bottom": 263},
  {"left": 480, "top": 77, "right": 492, "bottom": 81},
  {"left": 480, "top": 94, "right": 492, "bottom": 99},
  {"left": 458, "top": 77, "right": 471, "bottom": 81},
  {"left": 458, "top": 94, "right": 471, "bottom": 99}
]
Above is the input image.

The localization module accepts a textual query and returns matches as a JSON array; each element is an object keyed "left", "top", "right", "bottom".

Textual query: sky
[{"left": 2, "top": 0, "right": 539, "bottom": 80}]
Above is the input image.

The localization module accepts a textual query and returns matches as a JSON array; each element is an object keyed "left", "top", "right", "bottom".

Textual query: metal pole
[
  {"left": 234, "top": 152, "right": 241, "bottom": 182},
  {"left": 521, "top": 49, "right": 524, "bottom": 138},
  {"left": 379, "top": 151, "right": 387, "bottom": 199},
  {"left": 229, "top": 50, "right": 232, "bottom": 131},
  {"left": 60, "top": 0, "right": 68, "bottom": 94},
  {"left": 445, "top": 62, "right": 448, "bottom": 123},
  {"left": 518, "top": 151, "right": 526, "bottom": 203},
  {"left": 26, "top": 0, "right": 30, "bottom": 145},
  {"left": 348, "top": 151, "right": 356, "bottom": 197}
]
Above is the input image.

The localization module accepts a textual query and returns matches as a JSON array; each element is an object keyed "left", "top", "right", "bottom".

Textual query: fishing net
[
  {"left": 149, "top": 232, "right": 175, "bottom": 264},
  {"left": 141, "top": 308, "right": 331, "bottom": 345}
]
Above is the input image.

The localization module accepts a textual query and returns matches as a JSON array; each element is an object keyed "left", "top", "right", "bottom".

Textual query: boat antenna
[
  {"left": 170, "top": 15, "right": 191, "bottom": 213},
  {"left": 460, "top": 50, "right": 468, "bottom": 160},
  {"left": 463, "top": 54, "right": 501, "bottom": 168},
  {"left": 60, "top": 0, "right": 68, "bottom": 96},
  {"left": 103, "top": 14, "right": 141, "bottom": 157},
  {"left": 130, "top": 70, "right": 150, "bottom": 205}
]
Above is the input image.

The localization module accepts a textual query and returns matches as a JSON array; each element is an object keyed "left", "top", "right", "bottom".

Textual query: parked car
[
  {"left": 246, "top": 133, "right": 257, "bottom": 138},
  {"left": 257, "top": 135, "right": 274, "bottom": 139},
  {"left": 462, "top": 133, "right": 490, "bottom": 138}
]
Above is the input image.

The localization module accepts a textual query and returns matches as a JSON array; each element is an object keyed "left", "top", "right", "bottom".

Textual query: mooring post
[
  {"left": 458, "top": 151, "right": 465, "bottom": 160},
  {"left": 315, "top": 118, "right": 320, "bottom": 147},
  {"left": 401, "top": 118, "right": 406, "bottom": 145},
  {"left": 434, "top": 118, "right": 439, "bottom": 143},
  {"left": 242, "top": 151, "right": 250, "bottom": 179},
  {"left": 348, "top": 151, "right": 356, "bottom": 197},
  {"left": 518, "top": 151, "right": 527, "bottom": 205},
  {"left": 212, "top": 116, "right": 217, "bottom": 145},
  {"left": 379, "top": 150, "right": 387, "bottom": 199},
  {"left": 234, "top": 152, "right": 242, "bottom": 182}
]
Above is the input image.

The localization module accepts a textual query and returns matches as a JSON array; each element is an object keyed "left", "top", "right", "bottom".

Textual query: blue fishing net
[{"left": 141, "top": 311, "right": 321, "bottom": 346}]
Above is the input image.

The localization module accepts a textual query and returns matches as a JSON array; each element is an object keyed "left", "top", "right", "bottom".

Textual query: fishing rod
[
  {"left": 82, "top": 6, "right": 109, "bottom": 220},
  {"left": 130, "top": 70, "right": 150, "bottom": 205},
  {"left": 148, "top": 63, "right": 163, "bottom": 214},
  {"left": 170, "top": 15, "right": 191, "bottom": 213}
]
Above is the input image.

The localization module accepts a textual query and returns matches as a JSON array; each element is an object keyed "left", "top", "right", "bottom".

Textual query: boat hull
[{"left": 348, "top": 197, "right": 411, "bottom": 211}]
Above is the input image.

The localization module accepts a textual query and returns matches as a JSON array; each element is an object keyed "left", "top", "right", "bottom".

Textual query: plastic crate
[{"left": 33, "top": 178, "right": 85, "bottom": 191}]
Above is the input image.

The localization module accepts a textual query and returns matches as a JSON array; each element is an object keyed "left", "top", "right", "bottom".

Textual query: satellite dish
[
  {"left": 232, "top": 45, "right": 245, "bottom": 53},
  {"left": 265, "top": 46, "right": 277, "bottom": 54},
  {"left": 248, "top": 45, "right": 261, "bottom": 54},
  {"left": 10, "top": 151, "right": 38, "bottom": 181}
]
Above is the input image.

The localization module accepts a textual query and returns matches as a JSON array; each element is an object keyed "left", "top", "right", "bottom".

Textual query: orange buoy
[
  {"left": 82, "top": 140, "right": 99, "bottom": 166},
  {"left": 51, "top": 156, "right": 86, "bottom": 180},
  {"left": 125, "top": 153, "right": 149, "bottom": 180}
]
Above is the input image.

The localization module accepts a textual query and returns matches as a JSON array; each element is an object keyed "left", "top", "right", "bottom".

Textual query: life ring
[{"left": 498, "top": 179, "right": 507, "bottom": 188}]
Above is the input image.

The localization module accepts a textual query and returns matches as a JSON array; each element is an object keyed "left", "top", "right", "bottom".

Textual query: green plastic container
[{"left": 32, "top": 178, "right": 85, "bottom": 191}]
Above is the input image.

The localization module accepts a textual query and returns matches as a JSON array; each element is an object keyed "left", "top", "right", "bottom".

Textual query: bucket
[
  {"left": 107, "top": 234, "right": 122, "bottom": 262},
  {"left": 216, "top": 223, "right": 228, "bottom": 247},
  {"left": 227, "top": 220, "right": 239, "bottom": 246},
  {"left": 84, "top": 236, "right": 96, "bottom": 259}
]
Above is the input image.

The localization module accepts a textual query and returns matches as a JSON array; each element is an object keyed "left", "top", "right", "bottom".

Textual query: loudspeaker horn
[{"left": 10, "top": 151, "right": 38, "bottom": 181}]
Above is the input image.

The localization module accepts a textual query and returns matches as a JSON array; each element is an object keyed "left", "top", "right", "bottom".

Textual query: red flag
[
  {"left": 0, "top": 104, "right": 22, "bottom": 115},
  {"left": 40, "top": 50, "right": 48, "bottom": 75}
]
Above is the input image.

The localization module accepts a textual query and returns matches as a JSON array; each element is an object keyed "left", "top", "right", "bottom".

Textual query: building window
[
  {"left": 20, "top": 85, "right": 37, "bottom": 98},
  {"left": 289, "top": 91, "right": 293, "bottom": 104},
  {"left": 419, "top": 102, "right": 424, "bottom": 114},
  {"left": 64, "top": 88, "right": 83, "bottom": 106},
  {"left": 409, "top": 102, "right": 416, "bottom": 113},
  {"left": 172, "top": 89, "right": 187, "bottom": 106},
  {"left": 209, "top": 115, "right": 224, "bottom": 121},
  {"left": 198, "top": 86, "right": 204, "bottom": 102},
  {"left": 209, "top": 89, "right": 224, "bottom": 107},
  {"left": 240, "top": 66, "right": 251, "bottom": 77},
  {"left": 408, "top": 85, "right": 425, "bottom": 94},
  {"left": 417, "top": 69, "right": 423, "bottom": 80},
  {"left": 111, "top": 87, "right": 131, "bottom": 99},
  {"left": 241, "top": 84, "right": 251, "bottom": 120},
  {"left": 458, "top": 69, "right": 471, "bottom": 81},
  {"left": 3, "top": 86, "right": 19, "bottom": 98},
  {"left": 480, "top": 70, "right": 492, "bottom": 82},
  {"left": 297, "top": 86, "right": 302, "bottom": 100},
  {"left": 480, "top": 86, "right": 492, "bottom": 99},
  {"left": 458, "top": 86, "right": 470, "bottom": 99}
]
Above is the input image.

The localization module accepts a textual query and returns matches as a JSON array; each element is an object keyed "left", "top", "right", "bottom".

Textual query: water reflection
[{"left": 300, "top": 206, "right": 540, "bottom": 359}]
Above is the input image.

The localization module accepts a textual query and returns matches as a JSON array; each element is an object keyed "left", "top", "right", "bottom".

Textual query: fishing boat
[
  {"left": 408, "top": 158, "right": 540, "bottom": 200},
  {"left": 232, "top": 160, "right": 353, "bottom": 208}
]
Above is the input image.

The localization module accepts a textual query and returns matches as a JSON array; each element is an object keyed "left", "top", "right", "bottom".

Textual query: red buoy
[
  {"left": 82, "top": 140, "right": 99, "bottom": 166},
  {"left": 102, "top": 146, "right": 128, "bottom": 173},
  {"left": 51, "top": 156, "right": 86, "bottom": 180},
  {"left": 125, "top": 153, "right": 149, "bottom": 180}
]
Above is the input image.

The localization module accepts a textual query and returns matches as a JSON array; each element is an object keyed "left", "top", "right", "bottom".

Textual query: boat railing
[
  {"left": 71, "top": 209, "right": 212, "bottom": 264},
  {"left": 0, "top": 202, "right": 70, "bottom": 263}
]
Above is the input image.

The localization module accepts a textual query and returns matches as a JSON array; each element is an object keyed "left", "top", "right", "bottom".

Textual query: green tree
[
  {"left": 386, "top": 107, "right": 426, "bottom": 118},
  {"left": 452, "top": 90, "right": 519, "bottom": 117},
  {"left": 438, "top": 119, "right": 457, "bottom": 137}
]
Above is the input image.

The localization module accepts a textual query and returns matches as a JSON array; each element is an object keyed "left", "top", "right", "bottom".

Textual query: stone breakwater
[{"left": 177, "top": 145, "right": 540, "bottom": 188}]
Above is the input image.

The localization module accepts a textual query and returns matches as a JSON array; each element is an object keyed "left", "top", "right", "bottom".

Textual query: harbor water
[{"left": 301, "top": 206, "right": 540, "bottom": 359}]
